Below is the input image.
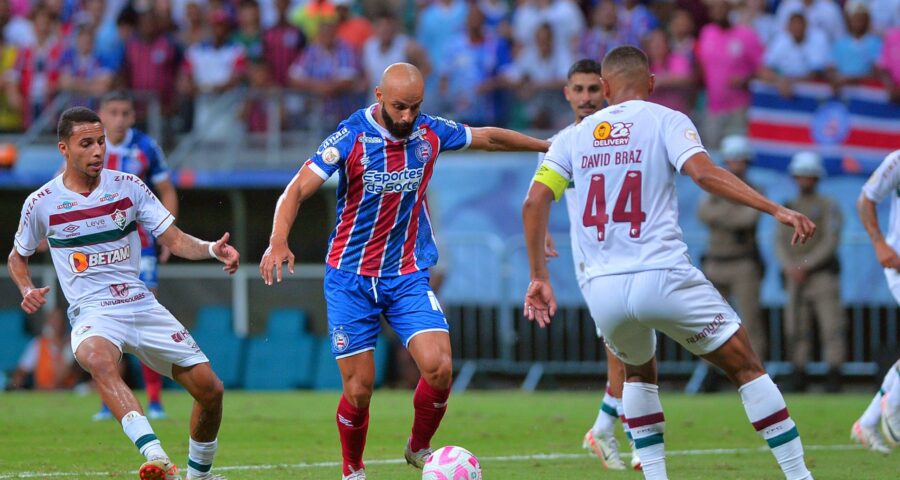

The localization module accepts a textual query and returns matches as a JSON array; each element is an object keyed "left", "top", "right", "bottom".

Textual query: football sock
[
  {"left": 337, "top": 395, "right": 369, "bottom": 476},
  {"left": 859, "top": 393, "right": 883, "bottom": 429},
  {"left": 623, "top": 382, "right": 667, "bottom": 479},
  {"left": 592, "top": 385, "right": 619, "bottom": 437},
  {"left": 888, "top": 362, "right": 900, "bottom": 408},
  {"left": 739, "top": 374, "right": 810, "bottom": 480},
  {"left": 617, "top": 398, "right": 634, "bottom": 444},
  {"left": 187, "top": 437, "right": 217, "bottom": 478},
  {"left": 410, "top": 377, "right": 450, "bottom": 452},
  {"left": 142, "top": 364, "right": 163, "bottom": 406},
  {"left": 121, "top": 411, "right": 166, "bottom": 460}
]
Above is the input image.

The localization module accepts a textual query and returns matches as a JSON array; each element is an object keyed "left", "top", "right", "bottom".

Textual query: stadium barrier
[{"left": 2, "top": 230, "right": 896, "bottom": 392}]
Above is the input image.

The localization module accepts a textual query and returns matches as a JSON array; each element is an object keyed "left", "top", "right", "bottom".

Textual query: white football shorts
[
  {"left": 69, "top": 302, "right": 208, "bottom": 377},
  {"left": 583, "top": 265, "right": 741, "bottom": 365}
]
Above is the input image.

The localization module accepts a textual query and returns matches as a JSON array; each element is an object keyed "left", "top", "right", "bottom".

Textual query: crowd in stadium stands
[{"left": 1, "top": 0, "right": 898, "bottom": 149}]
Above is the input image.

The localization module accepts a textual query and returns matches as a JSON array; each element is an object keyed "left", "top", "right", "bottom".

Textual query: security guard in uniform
[
  {"left": 775, "top": 151, "right": 845, "bottom": 392},
  {"left": 698, "top": 135, "right": 767, "bottom": 360}
]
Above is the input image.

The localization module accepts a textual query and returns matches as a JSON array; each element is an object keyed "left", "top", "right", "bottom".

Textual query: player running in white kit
[
  {"left": 522, "top": 46, "right": 816, "bottom": 480},
  {"left": 8, "top": 107, "right": 239, "bottom": 480},
  {"left": 852, "top": 149, "right": 900, "bottom": 451}
]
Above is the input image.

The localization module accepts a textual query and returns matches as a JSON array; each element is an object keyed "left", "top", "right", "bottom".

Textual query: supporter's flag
[{"left": 748, "top": 81, "right": 900, "bottom": 175}]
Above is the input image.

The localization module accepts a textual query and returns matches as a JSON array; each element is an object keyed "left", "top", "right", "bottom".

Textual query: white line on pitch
[{"left": 0, "top": 444, "right": 862, "bottom": 478}]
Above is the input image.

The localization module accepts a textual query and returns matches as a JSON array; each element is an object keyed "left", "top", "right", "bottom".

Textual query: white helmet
[
  {"left": 788, "top": 151, "right": 825, "bottom": 178},
  {"left": 720, "top": 134, "right": 752, "bottom": 161}
]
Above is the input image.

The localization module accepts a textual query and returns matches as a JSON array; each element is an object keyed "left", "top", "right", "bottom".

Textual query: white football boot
[{"left": 582, "top": 429, "right": 626, "bottom": 470}]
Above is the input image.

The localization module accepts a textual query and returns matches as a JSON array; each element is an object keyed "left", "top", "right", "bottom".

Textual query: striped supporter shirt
[{"left": 305, "top": 105, "right": 471, "bottom": 277}]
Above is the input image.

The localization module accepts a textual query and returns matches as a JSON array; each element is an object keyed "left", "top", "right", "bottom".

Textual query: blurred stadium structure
[{"left": 1, "top": 0, "right": 899, "bottom": 392}]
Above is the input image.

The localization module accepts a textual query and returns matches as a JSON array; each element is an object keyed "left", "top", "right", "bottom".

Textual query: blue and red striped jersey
[{"left": 306, "top": 104, "right": 471, "bottom": 277}]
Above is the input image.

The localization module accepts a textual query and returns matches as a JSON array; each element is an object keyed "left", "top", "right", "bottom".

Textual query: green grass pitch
[{"left": 0, "top": 390, "right": 896, "bottom": 479}]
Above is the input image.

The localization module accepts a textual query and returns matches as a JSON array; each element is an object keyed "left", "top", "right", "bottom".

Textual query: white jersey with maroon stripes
[
  {"left": 541, "top": 99, "right": 707, "bottom": 279},
  {"left": 14, "top": 170, "right": 174, "bottom": 315}
]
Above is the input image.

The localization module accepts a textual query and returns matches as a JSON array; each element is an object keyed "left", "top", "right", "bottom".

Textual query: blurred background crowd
[{"left": 0, "top": 0, "right": 898, "bottom": 151}]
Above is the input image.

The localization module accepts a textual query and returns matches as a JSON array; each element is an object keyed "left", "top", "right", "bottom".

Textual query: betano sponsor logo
[
  {"left": 362, "top": 168, "right": 424, "bottom": 194},
  {"left": 68, "top": 245, "right": 131, "bottom": 273},
  {"left": 56, "top": 200, "right": 79, "bottom": 210}
]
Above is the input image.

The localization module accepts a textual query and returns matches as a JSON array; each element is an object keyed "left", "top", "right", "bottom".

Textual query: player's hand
[
  {"left": 21, "top": 286, "right": 50, "bottom": 314},
  {"left": 544, "top": 231, "right": 559, "bottom": 258},
  {"left": 212, "top": 232, "right": 240, "bottom": 275},
  {"left": 875, "top": 241, "right": 900, "bottom": 270},
  {"left": 524, "top": 279, "right": 557, "bottom": 328},
  {"left": 158, "top": 245, "right": 172, "bottom": 263},
  {"left": 774, "top": 207, "right": 816, "bottom": 245},
  {"left": 260, "top": 238, "right": 294, "bottom": 285}
]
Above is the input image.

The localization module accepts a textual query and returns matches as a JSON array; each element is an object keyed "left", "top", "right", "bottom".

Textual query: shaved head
[
  {"left": 375, "top": 63, "right": 425, "bottom": 138},
  {"left": 600, "top": 46, "right": 654, "bottom": 104}
]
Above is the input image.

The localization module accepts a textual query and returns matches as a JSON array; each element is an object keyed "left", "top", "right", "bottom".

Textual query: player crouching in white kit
[
  {"left": 8, "top": 107, "right": 240, "bottom": 480},
  {"left": 522, "top": 46, "right": 817, "bottom": 480}
]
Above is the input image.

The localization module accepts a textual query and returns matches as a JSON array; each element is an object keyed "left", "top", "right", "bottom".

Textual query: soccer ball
[{"left": 422, "top": 446, "right": 482, "bottom": 480}]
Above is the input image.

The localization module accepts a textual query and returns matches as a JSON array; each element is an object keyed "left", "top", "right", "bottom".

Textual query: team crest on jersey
[
  {"left": 332, "top": 329, "right": 350, "bottom": 352},
  {"left": 415, "top": 141, "right": 433, "bottom": 163},
  {"left": 593, "top": 121, "right": 632, "bottom": 147},
  {"left": 109, "top": 283, "right": 129, "bottom": 298},
  {"left": 322, "top": 146, "right": 341, "bottom": 165},
  {"left": 111, "top": 209, "right": 127, "bottom": 230}
]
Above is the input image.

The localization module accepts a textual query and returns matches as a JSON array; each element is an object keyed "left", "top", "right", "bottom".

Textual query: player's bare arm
[
  {"left": 469, "top": 127, "right": 551, "bottom": 153},
  {"left": 682, "top": 152, "right": 816, "bottom": 245},
  {"left": 7, "top": 249, "right": 50, "bottom": 314},
  {"left": 522, "top": 181, "right": 558, "bottom": 328},
  {"left": 155, "top": 178, "right": 178, "bottom": 263},
  {"left": 857, "top": 192, "right": 900, "bottom": 269},
  {"left": 260, "top": 165, "right": 327, "bottom": 285},
  {"left": 155, "top": 225, "right": 239, "bottom": 274}
]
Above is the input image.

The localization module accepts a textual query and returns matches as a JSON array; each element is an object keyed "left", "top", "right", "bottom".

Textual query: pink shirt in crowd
[
  {"left": 696, "top": 23, "right": 763, "bottom": 114},
  {"left": 879, "top": 27, "right": 900, "bottom": 85},
  {"left": 649, "top": 52, "right": 693, "bottom": 113}
]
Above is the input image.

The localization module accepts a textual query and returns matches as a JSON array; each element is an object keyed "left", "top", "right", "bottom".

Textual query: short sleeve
[
  {"left": 14, "top": 195, "right": 47, "bottom": 257},
  {"left": 425, "top": 114, "right": 471, "bottom": 152},
  {"left": 863, "top": 151, "right": 900, "bottom": 203},
  {"left": 130, "top": 175, "right": 175, "bottom": 236},
  {"left": 306, "top": 125, "right": 355, "bottom": 180},
  {"left": 663, "top": 110, "right": 706, "bottom": 172},
  {"left": 541, "top": 128, "right": 574, "bottom": 180}
]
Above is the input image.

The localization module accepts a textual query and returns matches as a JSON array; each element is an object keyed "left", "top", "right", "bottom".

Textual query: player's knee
[
  {"left": 343, "top": 381, "right": 374, "bottom": 408},
  {"left": 81, "top": 353, "right": 119, "bottom": 380},
  {"left": 421, "top": 355, "right": 453, "bottom": 389},
  {"left": 198, "top": 377, "right": 224, "bottom": 408}
]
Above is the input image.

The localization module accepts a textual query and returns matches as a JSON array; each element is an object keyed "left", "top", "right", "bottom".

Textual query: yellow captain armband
[{"left": 533, "top": 163, "right": 569, "bottom": 201}]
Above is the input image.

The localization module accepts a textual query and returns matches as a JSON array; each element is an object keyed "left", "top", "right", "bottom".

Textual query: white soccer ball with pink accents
[{"left": 421, "top": 445, "right": 482, "bottom": 480}]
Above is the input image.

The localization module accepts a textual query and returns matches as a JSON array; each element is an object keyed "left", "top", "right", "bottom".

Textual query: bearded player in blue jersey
[{"left": 260, "top": 63, "right": 550, "bottom": 480}]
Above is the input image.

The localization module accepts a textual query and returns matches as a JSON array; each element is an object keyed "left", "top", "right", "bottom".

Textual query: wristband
[{"left": 208, "top": 242, "right": 222, "bottom": 261}]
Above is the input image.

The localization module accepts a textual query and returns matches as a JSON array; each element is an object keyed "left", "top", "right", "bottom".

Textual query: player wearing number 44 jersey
[
  {"left": 260, "top": 63, "right": 549, "bottom": 480},
  {"left": 523, "top": 46, "right": 817, "bottom": 480},
  {"left": 8, "top": 107, "right": 239, "bottom": 480}
]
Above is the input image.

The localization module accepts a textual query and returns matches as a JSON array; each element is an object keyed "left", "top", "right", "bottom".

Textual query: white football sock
[
  {"left": 739, "top": 375, "right": 810, "bottom": 480},
  {"left": 121, "top": 411, "right": 166, "bottom": 460},
  {"left": 187, "top": 437, "right": 218, "bottom": 478},
  {"left": 887, "top": 362, "right": 900, "bottom": 408},
  {"left": 592, "top": 386, "right": 619, "bottom": 437},
  {"left": 623, "top": 382, "right": 667, "bottom": 479}
]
